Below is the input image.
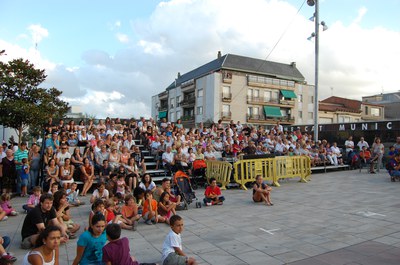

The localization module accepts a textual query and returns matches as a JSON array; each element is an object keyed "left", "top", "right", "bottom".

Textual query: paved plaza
[{"left": 1, "top": 168, "right": 400, "bottom": 265}]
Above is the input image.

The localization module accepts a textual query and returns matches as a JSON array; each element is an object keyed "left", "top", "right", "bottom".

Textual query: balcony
[
  {"left": 222, "top": 93, "right": 232, "bottom": 102},
  {"left": 158, "top": 104, "right": 168, "bottom": 111},
  {"left": 222, "top": 72, "right": 232, "bottom": 84},
  {"left": 280, "top": 99, "right": 295, "bottom": 107},
  {"left": 246, "top": 114, "right": 261, "bottom": 122},
  {"left": 247, "top": 96, "right": 264, "bottom": 105},
  {"left": 158, "top": 91, "right": 168, "bottom": 99},
  {"left": 181, "top": 115, "right": 195, "bottom": 121},
  {"left": 221, "top": 111, "right": 232, "bottom": 120},
  {"left": 180, "top": 96, "right": 195, "bottom": 108},
  {"left": 181, "top": 79, "right": 195, "bottom": 92},
  {"left": 280, "top": 117, "right": 295, "bottom": 125}
]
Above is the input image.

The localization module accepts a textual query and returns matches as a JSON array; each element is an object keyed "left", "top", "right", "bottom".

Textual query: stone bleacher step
[
  {"left": 146, "top": 169, "right": 167, "bottom": 175},
  {"left": 146, "top": 162, "right": 157, "bottom": 166}
]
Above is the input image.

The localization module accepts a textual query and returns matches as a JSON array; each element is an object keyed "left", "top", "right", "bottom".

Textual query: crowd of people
[{"left": 0, "top": 117, "right": 400, "bottom": 264}]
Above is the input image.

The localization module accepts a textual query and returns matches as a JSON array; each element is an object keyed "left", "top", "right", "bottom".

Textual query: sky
[{"left": 1, "top": 0, "right": 399, "bottom": 119}]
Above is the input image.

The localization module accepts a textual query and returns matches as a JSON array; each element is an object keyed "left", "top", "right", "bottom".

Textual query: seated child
[
  {"left": 105, "top": 173, "right": 118, "bottom": 197},
  {"left": 116, "top": 174, "right": 130, "bottom": 196},
  {"left": 105, "top": 199, "right": 132, "bottom": 230},
  {"left": 161, "top": 215, "right": 197, "bottom": 265},
  {"left": 89, "top": 199, "right": 107, "bottom": 227},
  {"left": 90, "top": 182, "right": 110, "bottom": 204},
  {"left": 133, "top": 187, "right": 145, "bottom": 215},
  {"left": 22, "top": 186, "right": 41, "bottom": 213},
  {"left": 0, "top": 193, "right": 17, "bottom": 216},
  {"left": 99, "top": 159, "right": 112, "bottom": 183},
  {"left": 121, "top": 194, "right": 140, "bottom": 231},
  {"left": 66, "top": 182, "right": 85, "bottom": 206},
  {"left": 158, "top": 192, "right": 176, "bottom": 225},
  {"left": 48, "top": 182, "right": 59, "bottom": 195},
  {"left": 203, "top": 178, "right": 225, "bottom": 206},
  {"left": 142, "top": 190, "right": 165, "bottom": 225},
  {"left": 102, "top": 223, "right": 156, "bottom": 265},
  {"left": 252, "top": 174, "right": 273, "bottom": 206}
]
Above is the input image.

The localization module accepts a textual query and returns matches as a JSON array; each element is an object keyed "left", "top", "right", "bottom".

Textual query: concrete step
[{"left": 146, "top": 169, "right": 167, "bottom": 175}]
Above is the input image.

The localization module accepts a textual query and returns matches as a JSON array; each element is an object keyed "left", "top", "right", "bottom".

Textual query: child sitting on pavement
[
  {"left": 252, "top": 174, "right": 273, "bottom": 206},
  {"left": 102, "top": 223, "right": 156, "bottom": 265},
  {"left": 161, "top": 215, "right": 197, "bottom": 265},
  {"left": 142, "top": 190, "right": 165, "bottom": 225},
  {"left": 121, "top": 194, "right": 140, "bottom": 231},
  {"left": 0, "top": 193, "right": 17, "bottom": 216},
  {"left": 203, "top": 178, "right": 225, "bottom": 206},
  {"left": 105, "top": 199, "right": 133, "bottom": 230},
  {"left": 22, "top": 186, "right": 41, "bottom": 213},
  {"left": 66, "top": 182, "right": 85, "bottom": 206}
]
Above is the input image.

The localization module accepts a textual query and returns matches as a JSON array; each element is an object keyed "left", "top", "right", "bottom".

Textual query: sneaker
[
  {"left": 10, "top": 211, "right": 17, "bottom": 216},
  {"left": 1, "top": 216, "right": 8, "bottom": 221},
  {"left": 217, "top": 202, "right": 223, "bottom": 205},
  {"left": 1, "top": 254, "right": 17, "bottom": 262},
  {"left": 145, "top": 220, "right": 153, "bottom": 225},
  {"left": 132, "top": 221, "right": 138, "bottom": 231},
  {"left": 206, "top": 202, "right": 212, "bottom": 206}
]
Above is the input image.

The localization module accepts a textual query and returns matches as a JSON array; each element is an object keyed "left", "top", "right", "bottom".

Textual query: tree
[{"left": 0, "top": 57, "right": 70, "bottom": 144}]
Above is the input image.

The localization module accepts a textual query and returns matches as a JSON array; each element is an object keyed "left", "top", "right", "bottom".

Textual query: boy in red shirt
[{"left": 203, "top": 178, "right": 225, "bottom": 206}]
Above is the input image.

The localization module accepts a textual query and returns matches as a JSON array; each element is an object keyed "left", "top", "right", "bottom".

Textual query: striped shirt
[{"left": 14, "top": 148, "right": 28, "bottom": 170}]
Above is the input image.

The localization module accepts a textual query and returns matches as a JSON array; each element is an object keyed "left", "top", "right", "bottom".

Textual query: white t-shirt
[
  {"left": 56, "top": 152, "right": 71, "bottom": 166},
  {"left": 162, "top": 152, "right": 174, "bottom": 165},
  {"left": 162, "top": 230, "right": 182, "bottom": 264}
]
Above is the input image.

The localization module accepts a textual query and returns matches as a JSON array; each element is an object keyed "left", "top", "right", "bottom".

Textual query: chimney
[
  {"left": 290, "top": 62, "right": 296, "bottom": 67},
  {"left": 177, "top": 72, "right": 181, "bottom": 78},
  {"left": 217, "top": 51, "right": 222, "bottom": 59}
]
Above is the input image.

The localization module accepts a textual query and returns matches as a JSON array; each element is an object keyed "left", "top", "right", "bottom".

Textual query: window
[
  {"left": 264, "top": 91, "right": 271, "bottom": 102},
  {"left": 272, "top": 91, "right": 279, "bottom": 102},
  {"left": 176, "top": 111, "right": 181, "bottom": 119},
  {"left": 365, "top": 106, "right": 368, "bottom": 114},
  {"left": 170, "top": 98, "right": 175, "bottom": 108},
  {"left": 309, "top": 95, "right": 314, "bottom": 103},
  {"left": 247, "top": 89, "right": 253, "bottom": 98},
  {"left": 223, "top": 104, "right": 230, "bottom": 115},
  {"left": 198, "top": 89, "right": 203, "bottom": 98},
  {"left": 197, "top": 106, "right": 203, "bottom": 115},
  {"left": 298, "top": 94, "right": 303, "bottom": 103},
  {"left": 222, "top": 86, "right": 230, "bottom": 94},
  {"left": 253, "top": 107, "right": 259, "bottom": 115},
  {"left": 176, "top": 96, "right": 181, "bottom": 107},
  {"left": 247, "top": 107, "right": 253, "bottom": 116},
  {"left": 299, "top": 111, "right": 303, "bottom": 118},
  {"left": 308, "top": 112, "right": 314, "bottom": 119},
  {"left": 371, "top": 108, "right": 380, "bottom": 116},
  {"left": 254, "top": 89, "right": 260, "bottom": 98},
  {"left": 170, "top": 112, "right": 175, "bottom": 122}
]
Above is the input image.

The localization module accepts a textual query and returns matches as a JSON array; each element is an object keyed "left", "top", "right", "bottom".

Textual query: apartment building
[
  {"left": 151, "top": 52, "right": 315, "bottom": 128},
  {"left": 363, "top": 92, "right": 400, "bottom": 120}
]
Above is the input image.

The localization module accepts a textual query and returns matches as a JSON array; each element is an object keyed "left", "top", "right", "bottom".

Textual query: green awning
[
  {"left": 159, "top": 111, "right": 167, "bottom": 119},
  {"left": 280, "top": 89, "right": 297, "bottom": 98},
  {"left": 264, "top": 106, "right": 282, "bottom": 117}
]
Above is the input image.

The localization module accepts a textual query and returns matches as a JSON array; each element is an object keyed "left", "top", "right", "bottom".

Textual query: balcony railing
[
  {"left": 279, "top": 99, "right": 295, "bottom": 106},
  {"left": 180, "top": 96, "right": 195, "bottom": 108},
  {"left": 247, "top": 96, "right": 263, "bottom": 104},
  {"left": 181, "top": 115, "right": 195, "bottom": 121},
  {"left": 246, "top": 114, "right": 261, "bottom": 122},
  {"left": 223, "top": 72, "right": 232, "bottom": 83},
  {"left": 158, "top": 105, "right": 168, "bottom": 111},
  {"left": 221, "top": 111, "right": 232, "bottom": 120},
  {"left": 222, "top": 93, "right": 232, "bottom": 102}
]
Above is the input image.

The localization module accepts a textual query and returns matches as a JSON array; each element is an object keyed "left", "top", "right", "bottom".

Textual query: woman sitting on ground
[{"left": 252, "top": 175, "right": 273, "bottom": 206}]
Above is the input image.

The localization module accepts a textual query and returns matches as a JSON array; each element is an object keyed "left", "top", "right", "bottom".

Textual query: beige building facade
[{"left": 151, "top": 53, "right": 315, "bottom": 128}]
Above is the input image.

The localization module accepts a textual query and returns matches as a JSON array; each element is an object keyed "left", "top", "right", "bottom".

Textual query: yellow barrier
[
  {"left": 233, "top": 156, "right": 311, "bottom": 189},
  {"left": 205, "top": 160, "right": 232, "bottom": 190}
]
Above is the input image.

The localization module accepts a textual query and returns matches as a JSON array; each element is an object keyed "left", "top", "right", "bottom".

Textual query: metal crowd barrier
[
  {"left": 233, "top": 156, "right": 311, "bottom": 190},
  {"left": 205, "top": 160, "right": 233, "bottom": 190}
]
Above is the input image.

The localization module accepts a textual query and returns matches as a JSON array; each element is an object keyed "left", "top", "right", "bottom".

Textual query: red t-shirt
[
  {"left": 106, "top": 208, "right": 115, "bottom": 223},
  {"left": 204, "top": 185, "right": 221, "bottom": 198}
]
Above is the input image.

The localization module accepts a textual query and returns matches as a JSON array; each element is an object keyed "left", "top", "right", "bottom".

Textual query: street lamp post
[{"left": 307, "top": 0, "right": 319, "bottom": 143}]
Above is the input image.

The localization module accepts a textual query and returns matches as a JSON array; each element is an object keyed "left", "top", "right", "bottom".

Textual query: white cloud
[
  {"left": 116, "top": 33, "right": 129, "bottom": 43},
  {"left": 1, "top": 0, "right": 399, "bottom": 119},
  {"left": 27, "top": 24, "right": 49, "bottom": 44},
  {"left": 353, "top": 6, "right": 367, "bottom": 24}
]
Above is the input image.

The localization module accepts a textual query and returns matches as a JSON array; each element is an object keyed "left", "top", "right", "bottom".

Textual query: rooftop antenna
[{"left": 330, "top": 87, "right": 333, "bottom": 96}]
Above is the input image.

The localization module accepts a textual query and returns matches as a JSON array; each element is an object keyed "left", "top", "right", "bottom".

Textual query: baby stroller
[
  {"left": 173, "top": 170, "right": 202, "bottom": 209},
  {"left": 191, "top": 159, "right": 207, "bottom": 190}
]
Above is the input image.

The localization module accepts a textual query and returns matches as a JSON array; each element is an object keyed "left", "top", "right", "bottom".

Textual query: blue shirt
[
  {"left": 20, "top": 165, "right": 29, "bottom": 180},
  {"left": 77, "top": 230, "right": 107, "bottom": 265}
]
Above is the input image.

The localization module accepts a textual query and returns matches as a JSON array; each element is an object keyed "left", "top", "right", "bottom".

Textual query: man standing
[
  {"left": 14, "top": 142, "right": 29, "bottom": 195},
  {"left": 20, "top": 193, "right": 68, "bottom": 249}
]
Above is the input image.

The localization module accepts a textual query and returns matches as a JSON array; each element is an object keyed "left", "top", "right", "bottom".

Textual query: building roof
[
  {"left": 319, "top": 96, "right": 362, "bottom": 113},
  {"left": 164, "top": 53, "right": 305, "bottom": 91}
]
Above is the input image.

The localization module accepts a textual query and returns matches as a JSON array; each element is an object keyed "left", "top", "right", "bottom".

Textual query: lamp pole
[{"left": 308, "top": 0, "right": 319, "bottom": 143}]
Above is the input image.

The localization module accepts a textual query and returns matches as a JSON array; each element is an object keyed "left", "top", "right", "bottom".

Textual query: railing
[
  {"left": 221, "top": 111, "right": 232, "bottom": 120},
  {"left": 221, "top": 93, "right": 232, "bottom": 102},
  {"left": 180, "top": 96, "right": 195, "bottom": 107},
  {"left": 181, "top": 115, "right": 194, "bottom": 121},
  {"left": 158, "top": 105, "right": 168, "bottom": 111},
  {"left": 247, "top": 96, "right": 263, "bottom": 104},
  {"left": 246, "top": 114, "right": 261, "bottom": 122},
  {"left": 280, "top": 99, "right": 295, "bottom": 106}
]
